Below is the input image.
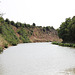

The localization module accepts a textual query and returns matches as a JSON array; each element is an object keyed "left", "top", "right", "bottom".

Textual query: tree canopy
[{"left": 58, "top": 16, "right": 75, "bottom": 43}]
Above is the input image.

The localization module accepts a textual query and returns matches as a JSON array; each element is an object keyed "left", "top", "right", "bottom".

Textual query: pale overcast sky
[{"left": 0, "top": 0, "right": 75, "bottom": 29}]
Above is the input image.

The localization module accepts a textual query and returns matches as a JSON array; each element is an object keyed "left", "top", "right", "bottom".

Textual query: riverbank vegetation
[
  {"left": 58, "top": 16, "right": 75, "bottom": 43},
  {"left": 0, "top": 47, "right": 3, "bottom": 53},
  {"left": 52, "top": 41, "right": 75, "bottom": 47},
  {"left": 52, "top": 16, "right": 75, "bottom": 47},
  {"left": 0, "top": 17, "right": 61, "bottom": 53}
]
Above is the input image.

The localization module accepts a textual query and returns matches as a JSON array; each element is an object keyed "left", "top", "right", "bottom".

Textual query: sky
[{"left": 0, "top": 0, "right": 75, "bottom": 29}]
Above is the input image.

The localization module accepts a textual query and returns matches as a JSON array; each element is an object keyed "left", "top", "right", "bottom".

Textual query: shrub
[
  {"left": 46, "top": 26, "right": 50, "bottom": 31},
  {"left": 64, "top": 43, "right": 71, "bottom": 47},
  {"left": 0, "top": 47, "right": 3, "bottom": 53},
  {"left": 5, "top": 18, "right": 10, "bottom": 24},
  {"left": 4, "top": 43, "right": 8, "bottom": 48},
  {"left": 73, "top": 44, "right": 75, "bottom": 47},
  {"left": 0, "top": 17, "right": 4, "bottom": 23},
  {"left": 52, "top": 42, "right": 59, "bottom": 45},
  {"left": 20, "top": 36, "right": 30, "bottom": 43},
  {"left": 11, "top": 21, "right": 15, "bottom": 25},
  {"left": 11, "top": 41, "right": 17, "bottom": 46},
  {"left": 30, "top": 30, "right": 33, "bottom": 35},
  {"left": 15, "top": 22, "right": 21, "bottom": 28},
  {"left": 32, "top": 23, "right": 36, "bottom": 26},
  {"left": 26, "top": 24, "right": 31, "bottom": 28},
  {"left": 18, "top": 28, "right": 30, "bottom": 43},
  {"left": 43, "top": 27, "right": 46, "bottom": 32},
  {"left": 58, "top": 43, "right": 64, "bottom": 46},
  {"left": 0, "top": 23, "right": 19, "bottom": 45}
]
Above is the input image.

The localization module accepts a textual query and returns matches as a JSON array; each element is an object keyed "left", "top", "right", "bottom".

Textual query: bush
[
  {"left": 46, "top": 26, "right": 50, "bottom": 31},
  {"left": 64, "top": 43, "right": 71, "bottom": 47},
  {"left": 4, "top": 43, "right": 8, "bottom": 48},
  {"left": 20, "top": 36, "right": 30, "bottom": 43},
  {"left": 73, "top": 44, "right": 75, "bottom": 47},
  {"left": 11, "top": 21, "right": 15, "bottom": 25},
  {"left": 5, "top": 18, "right": 10, "bottom": 24},
  {"left": 26, "top": 24, "right": 31, "bottom": 28},
  {"left": 43, "top": 27, "right": 46, "bottom": 32},
  {"left": 0, "top": 47, "right": 3, "bottom": 53},
  {"left": 18, "top": 28, "right": 30, "bottom": 43},
  {"left": 15, "top": 22, "right": 21, "bottom": 28},
  {"left": 0, "top": 23, "right": 19, "bottom": 45},
  {"left": 11, "top": 40, "right": 18, "bottom": 46},
  {"left": 58, "top": 43, "right": 64, "bottom": 46},
  {"left": 32, "top": 23, "right": 36, "bottom": 26},
  {"left": 0, "top": 17, "right": 4, "bottom": 23},
  {"left": 52, "top": 42, "right": 59, "bottom": 45}
]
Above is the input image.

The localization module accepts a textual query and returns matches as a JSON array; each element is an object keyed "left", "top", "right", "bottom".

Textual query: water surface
[{"left": 0, "top": 42, "right": 75, "bottom": 75}]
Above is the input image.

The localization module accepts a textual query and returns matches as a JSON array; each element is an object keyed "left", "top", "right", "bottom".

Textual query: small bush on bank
[
  {"left": 58, "top": 43, "right": 64, "bottom": 46},
  {"left": 52, "top": 42, "right": 59, "bottom": 45},
  {"left": 0, "top": 47, "right": 3, "bottom": 53},
  {"left": 73, "top": 44, "right": 75, "bottom": 47},
  {"left": 11, "top": 41, "right": 18, "bottom": 46},
  {"left": 64, "top": 43, "right": 71, "bottom": 47},
  {"left": 4, "top": 43, "right": 8, "bottom": 48}
]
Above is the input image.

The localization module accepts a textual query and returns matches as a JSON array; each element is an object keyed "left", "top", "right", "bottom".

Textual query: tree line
[{"left": 58, "top": 16, "right": 75, "bottom": 43}]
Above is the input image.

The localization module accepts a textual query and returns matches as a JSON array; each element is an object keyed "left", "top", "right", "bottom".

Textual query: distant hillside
[
  {"left": 30, "top": 26, "right": 61, "bottom": 42},
  {"left": 0, "top": 17, "right": 61, "bottom": 50}
]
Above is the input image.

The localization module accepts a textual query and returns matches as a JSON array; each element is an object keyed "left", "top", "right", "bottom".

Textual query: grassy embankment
[
  {"left": 0, "top": 17, "right": 31, "bottom": 53},
  {"left": 0, "top": 17, "right": 61, "bottom": 53}
]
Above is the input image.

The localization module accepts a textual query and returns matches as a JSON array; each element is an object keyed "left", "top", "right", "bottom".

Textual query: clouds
[{"left": 0, "top": 0, "right": 75, "bottom": 28}]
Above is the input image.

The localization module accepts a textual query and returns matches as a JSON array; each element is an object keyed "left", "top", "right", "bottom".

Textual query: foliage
[
  {"left": 0, "top": 47, "right": 3, "bottom": 53},
  {"left": 4, "top": 43, "right": 8, "bottom": 48},
  {"left": 15, "top": 22, "right": 21, "bottom": 28},
  {"left": 0, "top": 23, "right": 19, "bottom": 45},
  {"left": 52, "top": 41, "right": 59, "bottom": 45},
  {"left": 10, "top": 21, "right": 15, "bottom": 25},
  {"left": 26, "top": 24, "right": 31, "bottom": 28},
  {"left": 52, "top": 41, "right": 75, "bottom": 47},
  {"left": 30, "top": 30, "right": 33, "bottom": 35},
  {"left": 17, "top": 28, "right": 30, "bottom": 43},
  {"left": 5, "top": 18, "right": 10, "bottom": 24},
  {"left": 32, "top": 23, "right": 36, "bottom": 26},
  {"left": 58, "top": 16, "right": 75, "bottom": 43},
  {"left": 42, "top": 26, "right": 54, "bottom": 32},
  {"left": 46, "top": 26, "right": 51, "bottom": 31},
  {"left": 0, "top": 17, "right": 4, "bottom": 23},
  {"left": 43, "top": 27, "right": 46, "bottom": 32}
]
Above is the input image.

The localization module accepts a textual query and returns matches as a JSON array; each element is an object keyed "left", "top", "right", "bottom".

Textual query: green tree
[
  {"left": 11, "top": 21, "right": 15, "bottom": 25},
  {"left": 15, "top": 22, "right": 21, "bottom": 28},
  {"left": 32, "top": 23, "right": 36, "bottom": 26},
  {"left": 5, "top": 18, "right": 10, "bottom": 24},
  {"left": 0, "top": 17, "right": 4, "bottom": 23},
  {"left": 58, "top": 16, "right": 75, "bottom": 43}
]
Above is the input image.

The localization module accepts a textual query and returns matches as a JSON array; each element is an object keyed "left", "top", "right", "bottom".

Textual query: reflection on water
[
  {"left": 57, "top": 68, "right": 75, "bottom": 75},
  {"left": 0, "top": 42, "right": 75, "bottom": 75},
  {"left": 65, "top": 68, "right": 75, "bottom": 75}
]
